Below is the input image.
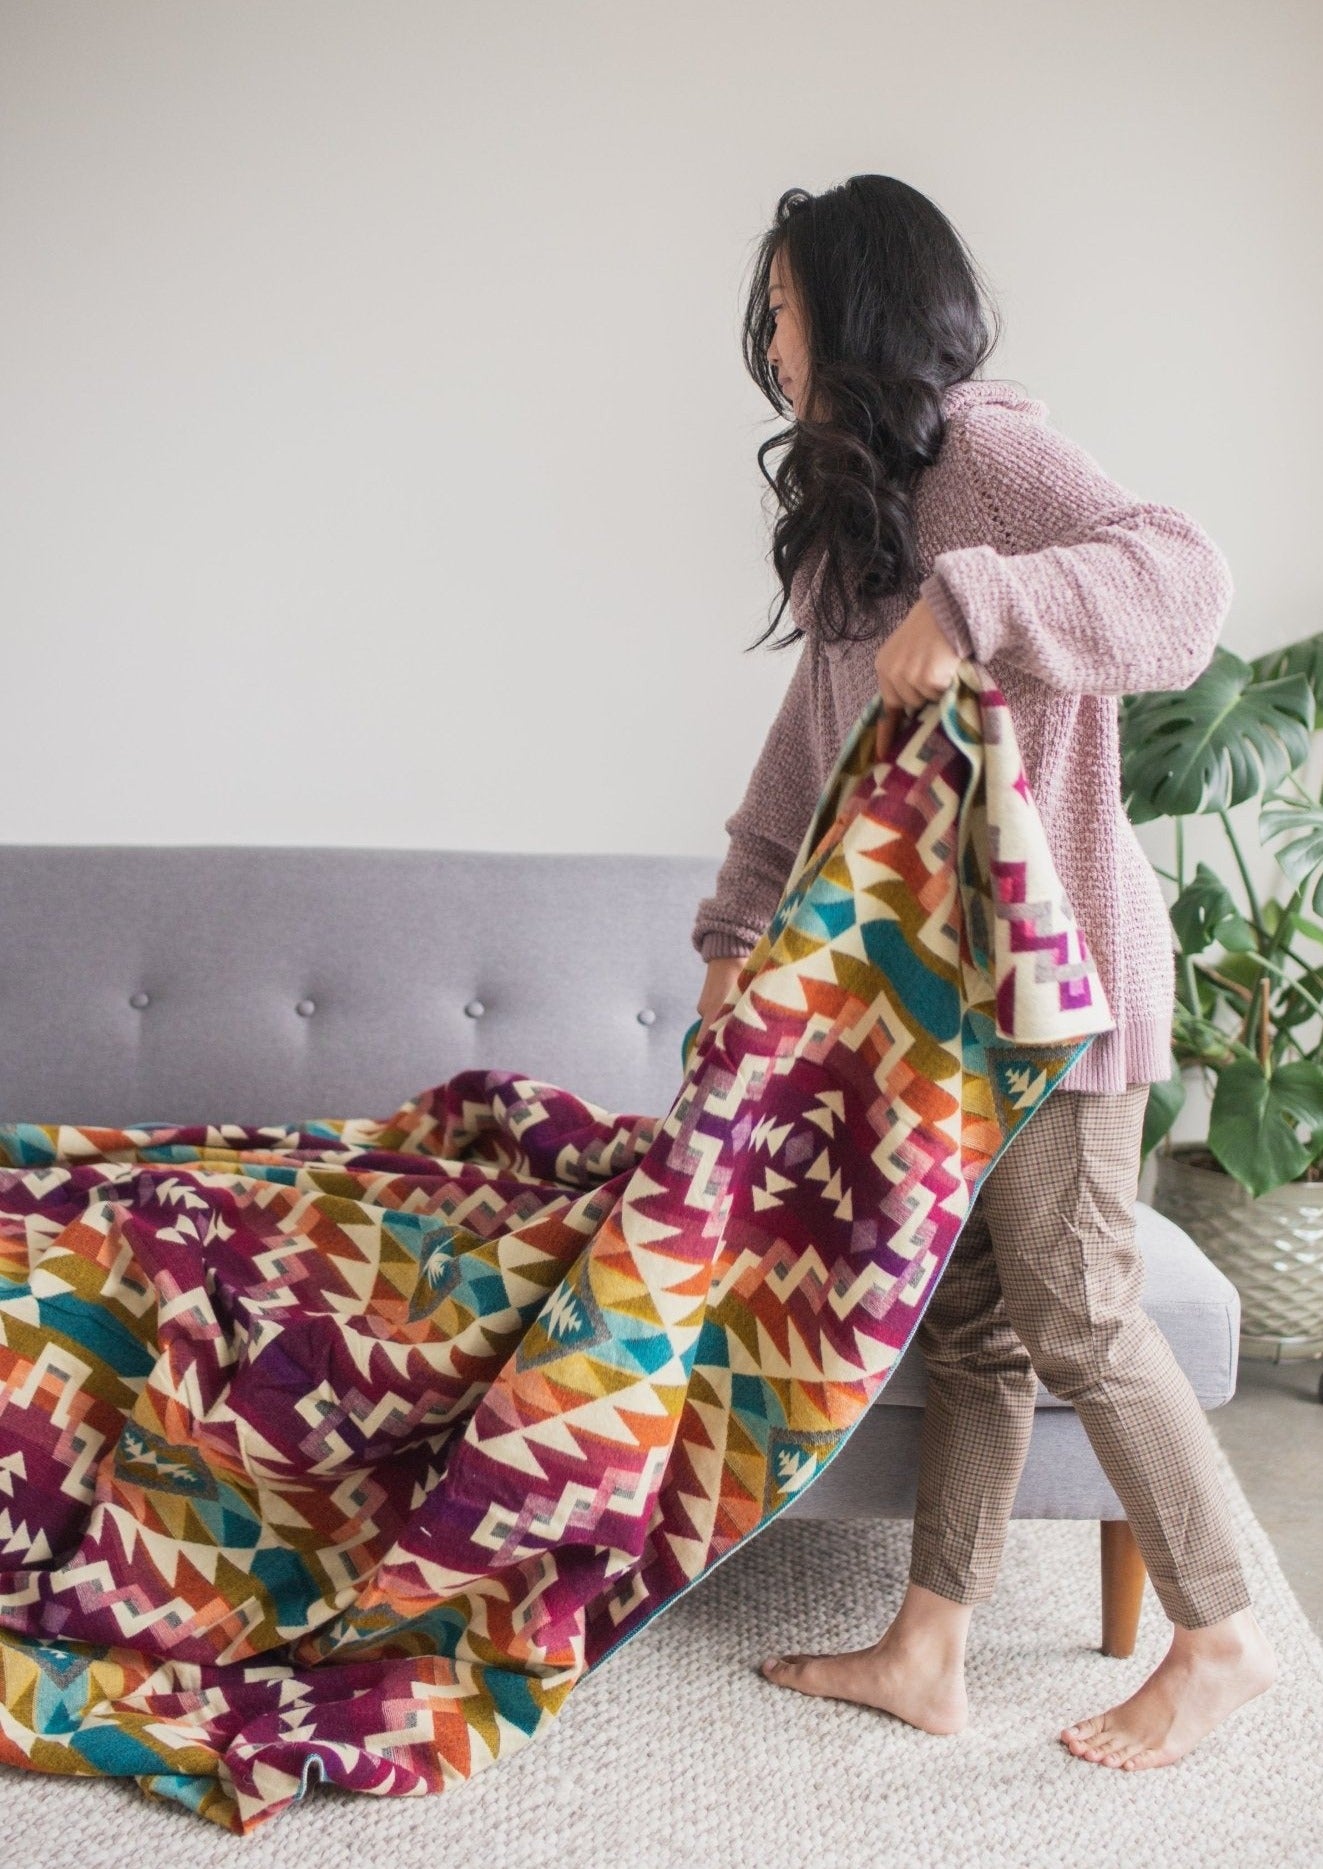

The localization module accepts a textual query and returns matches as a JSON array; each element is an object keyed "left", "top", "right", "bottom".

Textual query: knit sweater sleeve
[
  {"left": 691, "top": 642, "right": 821, "bottom": 963},
  {"left": 917, "top": 404, "right": 1233, "bottom": 696}
]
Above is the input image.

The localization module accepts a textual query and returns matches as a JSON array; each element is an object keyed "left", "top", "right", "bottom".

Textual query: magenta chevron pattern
[{"left": 0, "top": 661, "right": 1113, "bottom": 1832}]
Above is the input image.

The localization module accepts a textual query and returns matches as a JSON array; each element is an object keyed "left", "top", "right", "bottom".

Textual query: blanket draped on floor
[{"left": 0, "top": 660, "right": 1115, "bottom": 1833}]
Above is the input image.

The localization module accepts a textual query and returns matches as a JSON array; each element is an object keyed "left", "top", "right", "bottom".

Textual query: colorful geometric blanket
[{"left": 0, "top": 660, "right": 1113, "bottom": 1834}]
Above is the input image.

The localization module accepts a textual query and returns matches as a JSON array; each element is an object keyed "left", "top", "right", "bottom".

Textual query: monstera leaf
[
  {"left": 1121, "top": 649, "right": 1313, "bottom": 825},
  {"left": 1168, "top": 862, "right": 1256, "bottom": 956},
  {"left": 1207, "top": 1058, "right": 1323, "bottom": 1196},
  {"left": 1279, "top": 905, "right": 1323, "bottom": 946},
  {"left": 1274, "top": 964, "right": 1323, "bottom": 1031},
  {"left": 1141, "top": 1068, "right": 1186, "bottom": 1156},
  {"left": 1250, "top": 630, "right": 1323, "bottom": 711},
  {"left": 1261, "top": 793, "right": 1323, "bottom": 916}
]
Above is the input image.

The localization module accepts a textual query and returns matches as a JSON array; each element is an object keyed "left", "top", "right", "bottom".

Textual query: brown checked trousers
[{"left": 907, "top": 1082, "right": 1252, "bottom": 1629}]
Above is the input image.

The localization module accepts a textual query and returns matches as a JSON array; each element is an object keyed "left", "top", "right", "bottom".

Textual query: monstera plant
[
  {"left": 1123, "top": 631, "right": 1323, "bottom": 1375},
  {"left": 1121, "top": 633, "right": 1323, "bottom": 1200}
]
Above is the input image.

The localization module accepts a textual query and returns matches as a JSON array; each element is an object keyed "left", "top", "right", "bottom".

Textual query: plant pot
[{"left": 1152, "top": 1142, "right": 1323, "bottom": 1361}]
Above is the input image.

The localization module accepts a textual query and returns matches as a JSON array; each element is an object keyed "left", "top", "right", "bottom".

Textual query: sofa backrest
[{"left": 0, "top": 845, "right": 720, "bottom": 1128}]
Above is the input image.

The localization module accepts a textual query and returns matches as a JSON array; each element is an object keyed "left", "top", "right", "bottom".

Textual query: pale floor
[{"left": 1209, "top": 1355, "right": 1323, "bottom": 1635}]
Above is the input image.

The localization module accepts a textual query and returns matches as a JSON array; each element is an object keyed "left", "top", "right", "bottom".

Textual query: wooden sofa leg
[{"left": 1099, "top": 1518, "right": 1147, "bottom": 1658}]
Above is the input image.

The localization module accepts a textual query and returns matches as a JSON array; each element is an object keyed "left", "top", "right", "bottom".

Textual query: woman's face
[{"left": 767, "top": 250, "right": 810, "bottom": 416}]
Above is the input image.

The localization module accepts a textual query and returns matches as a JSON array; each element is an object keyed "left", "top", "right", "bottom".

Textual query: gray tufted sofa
[{"left": 0, "top": 845, "right": 1240, "bottom": 1659}]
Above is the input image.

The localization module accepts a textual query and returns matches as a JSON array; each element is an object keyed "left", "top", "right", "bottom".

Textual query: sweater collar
[{"left": 941, "top": 377, "right": 1049, "bottom": 420}]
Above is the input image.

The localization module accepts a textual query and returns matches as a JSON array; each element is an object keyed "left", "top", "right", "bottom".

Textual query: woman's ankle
[
  {"left": 1168, "top": 1603, "right": 1267, "bottom": 1658},
  {"left": 886, "top": 1580, "right": 976, "bottom": 1661}
]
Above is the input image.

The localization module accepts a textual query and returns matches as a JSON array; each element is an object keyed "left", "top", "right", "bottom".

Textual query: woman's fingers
[
  {"left": 873, "top": 703, "right": 904, "bottom": 762},
  {"left": 873, "top": 672, "right": 958, "bottom": 761}
]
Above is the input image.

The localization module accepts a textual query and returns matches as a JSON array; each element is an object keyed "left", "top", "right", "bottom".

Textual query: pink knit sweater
[{"left": 690, "top": 378, "right": 1233, "bottom": 1092}]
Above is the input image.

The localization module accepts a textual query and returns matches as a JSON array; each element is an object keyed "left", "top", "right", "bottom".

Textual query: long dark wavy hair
[{"left": 745, "top": 175, "right": 1002, "bottom": 651}]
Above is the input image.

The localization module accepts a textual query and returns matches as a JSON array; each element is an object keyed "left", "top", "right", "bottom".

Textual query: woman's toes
[
  {"left": 1127, "top": 1747, "right": 1165, "bottom": 1772},
  {"left": 1068, "top": 1714, "right": 1107, "bottom": 1744}
]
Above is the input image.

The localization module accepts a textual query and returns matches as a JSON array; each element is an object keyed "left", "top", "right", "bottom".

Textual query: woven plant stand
[{"left": 1154, "top": 1141, "right": 1323, "bottom": 1401}]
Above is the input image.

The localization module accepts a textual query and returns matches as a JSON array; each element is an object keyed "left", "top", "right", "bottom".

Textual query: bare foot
[
  {"left": 758, "top": 1637, "right": 964, "bottom": 1734},
  {"left": 1060, "top": 1606, "right": 1277, "bottom": 1770}
]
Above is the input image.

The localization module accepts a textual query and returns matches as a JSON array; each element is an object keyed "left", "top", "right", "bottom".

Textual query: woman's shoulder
[
  {"left": 936, "top": 378, "right": 1060, "bottom": 485},
  {"left": 927, "top": 379, "right": 1141, "bottom": 555}
]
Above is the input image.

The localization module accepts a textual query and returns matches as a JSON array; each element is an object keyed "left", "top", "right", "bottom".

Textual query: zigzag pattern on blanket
[{"left": 0, "top": 660, "right": 1112, "bottom": 1834}]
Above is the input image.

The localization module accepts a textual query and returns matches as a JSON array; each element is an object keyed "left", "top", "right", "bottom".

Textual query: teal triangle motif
[
  {"left": 519, "top": 1273, "right": 613, "bottom": 1371},
  {"left": 117, "top": 1422, "right": 219, "bottom": 1499},
  {"left": 762, "top": 1425, "right": 846, "bottom": 1513},
  {"left": 12, "top": 1637, "right": 95, "bottom": 1693},
  {"left": 791, "top": 890, "right": 857, "bottom": 942}
]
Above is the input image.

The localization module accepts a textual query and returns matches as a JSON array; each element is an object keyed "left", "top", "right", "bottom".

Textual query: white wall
[{"left": 2, "top": 2, "right": 1318, "bottom": 1082}]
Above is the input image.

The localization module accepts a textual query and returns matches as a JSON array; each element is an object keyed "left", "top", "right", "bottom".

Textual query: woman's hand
[
  {"left": 695, "top": 956, "right": 744, "bottom": 1045},
  {"left": 872, "top": 594, "right": 962, "bottom": 758}
]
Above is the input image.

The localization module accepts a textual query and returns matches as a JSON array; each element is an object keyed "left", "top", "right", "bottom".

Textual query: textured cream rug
[{"left": 5, "top": 1441, "right": 1317, "bottom": 1869}]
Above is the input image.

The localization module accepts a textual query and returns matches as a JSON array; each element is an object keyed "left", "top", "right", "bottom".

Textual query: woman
[{"left": 690, "top": 175, "right": 1276, "bottom": 1770}]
